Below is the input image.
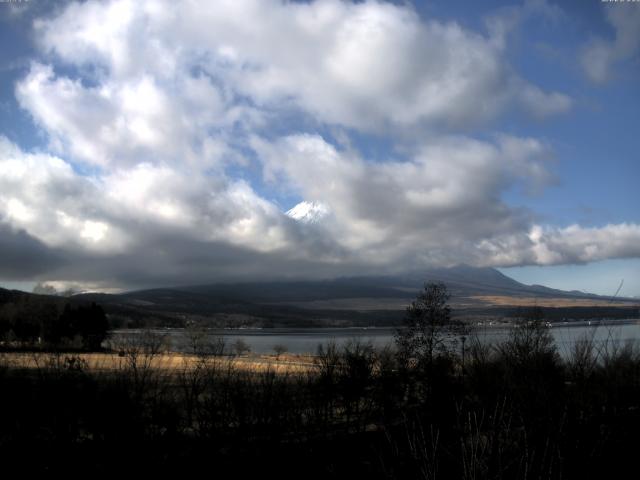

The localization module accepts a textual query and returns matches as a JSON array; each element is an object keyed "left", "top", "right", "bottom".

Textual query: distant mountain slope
[
  {"left": 170, "top": 265, "right": 619, "bottom": 304},
  {"left": 400, "top": 265, "right": 605, "bottom": 299},
  {"left": 5, "top": 266, "right": 635, "bottom": 329}
]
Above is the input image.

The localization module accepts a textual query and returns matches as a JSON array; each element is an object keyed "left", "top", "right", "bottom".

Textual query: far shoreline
[{"left": 110, "top": 317, "right": 640, "bottom": 335}]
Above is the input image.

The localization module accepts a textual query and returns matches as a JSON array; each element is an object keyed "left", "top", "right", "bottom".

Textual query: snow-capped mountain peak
[{"left": 286, "top": 201, "right": 330, "bottom": 224}]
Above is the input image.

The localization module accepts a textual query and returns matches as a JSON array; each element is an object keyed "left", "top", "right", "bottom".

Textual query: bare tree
[
  {"left": 109, "top": 329, "right": 169, "bottom": 397},
  {"left": 273, "top": 344, "right": 288, "bottom": 359},
  {"left": 182, "top": 321, "right": 227, "bottom": 356},
  {"left": 498, "top": 306, "right": 557, "bottom": 368},
  {"left": 232, "top": 338, "right": 251, "bottom": 356},
  {"left": 395, "top": 282, "right": 463, "bottom": 368}
]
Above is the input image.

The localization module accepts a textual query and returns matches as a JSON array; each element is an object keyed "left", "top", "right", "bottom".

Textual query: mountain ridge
[{"left": 2, "top": 266, "right": 637, "bottom": 329}]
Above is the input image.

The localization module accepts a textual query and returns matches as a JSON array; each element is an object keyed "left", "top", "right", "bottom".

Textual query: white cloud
[
  {"left": 252, "top": 132, "right": 640, "bottom": 269},
  {"left": 529, "top": 223, "right": 640, "bottom": 265},
  {"left": 0, "top": 137, "right": 297, "bottom": 258},
  {"left": 517, "top": 84, "right": 572, "bottom": 119},
  {"left": 252, "top": 133, "right": 549, "bottom": 256},
  {"left": 24, "top": 0, "right": 570, "bottom": 143},
  {"left": 2, "top": 0, "right": 637, "bottom": 289},
  {"left": 581, "top": 4, "right": 640, "bottom": 84},
  {"left": 1, "top": 132, "right": 639, "bottom": 286},
  {"left": 485, "top": 0, "right": 565, "bottom": 50},
  {"left": 16, "top": 62, "right": 238, "bottom": 168},
  {"left": 0, "top": 136, "right": 128, "bottom": 252},
  {"left": 476, "top": 223, "right": 640, "bottom": 267}
]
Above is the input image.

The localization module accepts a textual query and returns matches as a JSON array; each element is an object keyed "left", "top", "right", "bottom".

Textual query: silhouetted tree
[
  {"left": 80, "top": 302, "right": 109, "bottom": 350},
  {"left": 51, "top": 303, "right": 108, "bottom": 350},
  {"left": 185, "top": 320, "right": 208, "bottom": 355},
  {"left": 232, "top": 339, "right": 251, "bottom": 356},
  {"left": 395, "top": 282, "right": 461, "bottom": 368},
  {"left": 273, "top": 344, "right": 287, "bottom": 359},
  {"left": 498, "top": 306, "right": 562, "bottom": 426},
  {"left": 499, "top": 306, "right": 557, "bottom": 368}
]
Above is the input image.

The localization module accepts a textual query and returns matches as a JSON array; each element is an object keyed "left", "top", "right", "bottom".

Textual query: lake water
[{"left": 109, "top": 320, "right": 640, "bottom": 358}]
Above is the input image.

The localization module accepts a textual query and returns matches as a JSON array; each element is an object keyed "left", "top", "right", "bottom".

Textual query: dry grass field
[
  {"left": 471, "top": 295, "right": 636, "bottom": 307},
  {"left": 0, "top": 351, "right": 317, "bottom": 374}
]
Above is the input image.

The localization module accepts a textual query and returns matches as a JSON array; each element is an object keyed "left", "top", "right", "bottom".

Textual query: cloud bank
[{"left": 0, "top": 0, "right": 637, "bottom": 290}]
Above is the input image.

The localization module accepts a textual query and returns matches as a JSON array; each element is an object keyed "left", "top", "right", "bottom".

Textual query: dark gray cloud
[
  {"left": 10, "top": 232, "right": 373, "bottom": 291},
  {"left": 0, "top": 223, "right": 66, "bottom": 279}
]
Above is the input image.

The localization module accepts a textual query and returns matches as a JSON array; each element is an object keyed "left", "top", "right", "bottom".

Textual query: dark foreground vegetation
[
  {"left": 1, "top": 284, "right": 639, "bottom": 478},
  {"left": 0, "top": 288, "right": 108, "bottom": 350}
]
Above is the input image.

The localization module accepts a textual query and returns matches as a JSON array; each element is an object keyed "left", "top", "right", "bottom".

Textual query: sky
[{"left": 0, "top": 0, "right": 638, "bottom": 296}]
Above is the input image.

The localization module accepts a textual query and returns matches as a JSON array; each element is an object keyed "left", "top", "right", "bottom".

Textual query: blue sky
[{"left": 0, "top": 0, "right": 638, "bottom": 296}]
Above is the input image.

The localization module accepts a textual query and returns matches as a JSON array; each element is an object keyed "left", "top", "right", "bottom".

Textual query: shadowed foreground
[{"left": 1, "top": 329, "right": 640, "bottom": 479}]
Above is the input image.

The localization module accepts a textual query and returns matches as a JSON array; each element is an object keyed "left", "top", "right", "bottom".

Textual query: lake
[{"left": 109, "top": 319, "right": 640, "bottom": 358}]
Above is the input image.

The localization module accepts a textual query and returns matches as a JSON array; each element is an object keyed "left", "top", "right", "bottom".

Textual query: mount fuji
[{"left": 286, "top": 201, "right": 330, "bottom": 224}]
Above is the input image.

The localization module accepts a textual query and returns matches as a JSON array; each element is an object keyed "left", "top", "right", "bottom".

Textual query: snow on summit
[{"left": 286, "top": 201, "right": 330, "bottom": 224}]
